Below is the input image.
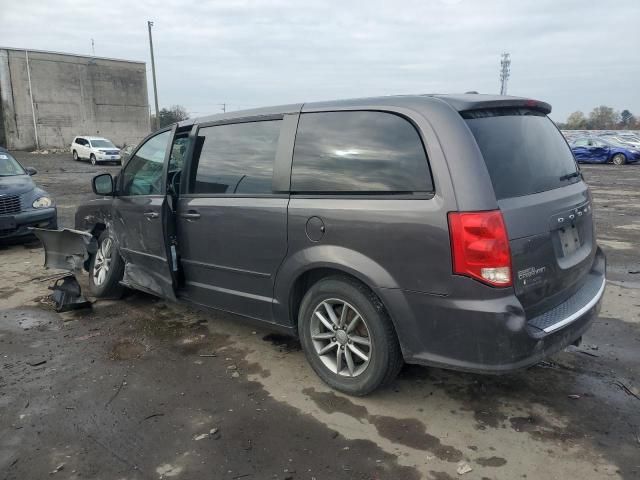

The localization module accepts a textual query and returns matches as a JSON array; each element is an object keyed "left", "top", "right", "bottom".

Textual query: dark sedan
[
  {"left": 0, "top": 148, "right": 57, "bottom": 240},
  {"left": 570, "top": 137, "right": 640, "bottom": 165}
]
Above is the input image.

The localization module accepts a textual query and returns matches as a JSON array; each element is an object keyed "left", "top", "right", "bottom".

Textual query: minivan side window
[
  {"left": 191, "top": 120, "right": 282, "bottom": 195},
  {"left": 121, "top": 130, "right": 171, "bottom": 196},
  {"left": 291, "top": 111, "right": 433, "bottom": 194}
]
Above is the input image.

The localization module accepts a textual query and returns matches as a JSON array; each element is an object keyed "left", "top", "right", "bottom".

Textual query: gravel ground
[{"left": 1, "top": 152, "right": 639, "bottom": 480}]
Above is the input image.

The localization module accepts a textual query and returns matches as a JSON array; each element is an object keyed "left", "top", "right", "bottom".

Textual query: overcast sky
[{"left": 2, "top": 0, "right": 639, "bottom": 121}]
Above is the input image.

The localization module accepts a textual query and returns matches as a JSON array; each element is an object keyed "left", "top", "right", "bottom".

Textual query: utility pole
[
  {"left": 221, "top": 103, "right": 226, "bottom": 113},
  {"left": 499, "top": 53, "right": 511, "bottom": 95},
  {"left": 91, "top": 38, "right": 95, "bottom": 56},
  {"left": 148, "top": 21, "right": 160, "bottom": 130}
]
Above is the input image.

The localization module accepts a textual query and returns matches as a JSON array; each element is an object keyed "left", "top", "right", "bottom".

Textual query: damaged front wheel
[{"left": 89, "top": 230, "right": 124, "bottom": 298}]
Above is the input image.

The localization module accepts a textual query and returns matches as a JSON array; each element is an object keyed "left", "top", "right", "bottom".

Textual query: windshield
[
  {"left": 90, "top": 139, "right": 116, "bottom": 148},
  {"left": 0, "top": 151, "right": 27, "bottom": 176},
  {"left": 464, "top": 108, "right": 579, "bottom": 200}
]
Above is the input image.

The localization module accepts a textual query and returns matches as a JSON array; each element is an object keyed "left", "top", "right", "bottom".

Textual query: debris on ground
[
  {"left": 568, "top": 394, "right": 581, "bottom": 400},
  {"left": 49, "top": 275, "right": 91, "bottom": 312},
  {"left": 194, "top": 428, "right": 220, "bottom": 441},
  {"left": 615, "top": 381, "right": 640, "bottom": 401},
  {"left": 105, "top": 380, "right": 126, "bottom": 407},
  {"left": 26, "top": 359, "right": 47, "bottom": 367},
  {"left": 50, "top": 463, "right": 64, "bottom": 474},
  {"left": 456, "top": 462, "right": 473, "bottom": 475}
]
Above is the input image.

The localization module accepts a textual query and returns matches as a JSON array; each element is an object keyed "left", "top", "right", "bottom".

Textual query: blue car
[
  {"left": 570, "top": 137, "right": 640, "bottom": 165},
  {"left": 0, "top": 147, "right": 57, "bottom": 241}
]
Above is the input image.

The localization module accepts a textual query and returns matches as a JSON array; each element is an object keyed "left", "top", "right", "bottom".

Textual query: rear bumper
[
  {"left": 379, "top": 246, "right": 606, "bottom": 374},
  {"left": 0, "top": 208, "right": 57, "bottom": 239}
]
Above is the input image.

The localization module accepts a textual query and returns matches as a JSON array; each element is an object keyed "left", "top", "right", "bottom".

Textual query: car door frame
[
  {"left": 112, "top": 124, "right": 180, "bottom": 300},
  {"left": 175, "top": 112, "right": 299, "bottom": 322}
]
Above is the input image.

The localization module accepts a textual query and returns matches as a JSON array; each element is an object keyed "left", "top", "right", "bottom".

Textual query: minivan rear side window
[
  {"left": 291, "top": 111, "right": 433, "bottom": 194},
  {"left": 463, "top": 108, "right": 579, "bottom": 200},
  {"left": 191, "top": 120, "right": 282, "bottom": 195}
]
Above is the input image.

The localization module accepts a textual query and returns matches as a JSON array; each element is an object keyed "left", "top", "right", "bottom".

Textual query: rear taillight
[{"left": 448, "top": 210, "right": 512, "bottom": 287}]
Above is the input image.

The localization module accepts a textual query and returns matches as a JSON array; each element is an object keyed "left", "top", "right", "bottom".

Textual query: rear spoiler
[{"left": 431, "top": 95, "right": 552, "bottom": 115}]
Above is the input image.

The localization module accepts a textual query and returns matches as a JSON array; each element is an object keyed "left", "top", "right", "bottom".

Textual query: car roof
[
  {"left": 178, "top": 93, "right": 552, "bottom": 128},
  {"left": 75, "top": 136, "right": 111, "bottom": 141}
]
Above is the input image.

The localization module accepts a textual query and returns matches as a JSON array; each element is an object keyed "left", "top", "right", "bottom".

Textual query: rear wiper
[{"left": 559, "top": 171, "right": 581, "bottom": 181}]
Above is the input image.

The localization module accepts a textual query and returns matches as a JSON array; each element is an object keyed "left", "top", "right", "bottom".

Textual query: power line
[{"left": 499, "top": 52, "right": 511, "bottom": 95}]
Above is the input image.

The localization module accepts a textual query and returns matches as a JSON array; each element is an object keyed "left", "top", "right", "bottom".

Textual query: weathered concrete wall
[{"left": 0, "top": 48, "right": 150, "bottom": 150}]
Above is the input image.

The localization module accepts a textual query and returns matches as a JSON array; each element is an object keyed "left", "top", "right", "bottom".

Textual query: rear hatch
[{"left": 463, "top": 107, "right": 596, "bottom": 317}]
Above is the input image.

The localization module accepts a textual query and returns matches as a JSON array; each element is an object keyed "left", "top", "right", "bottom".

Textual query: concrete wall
[{"left": 0, "top": 48, "right": 150, "bottom": 150}]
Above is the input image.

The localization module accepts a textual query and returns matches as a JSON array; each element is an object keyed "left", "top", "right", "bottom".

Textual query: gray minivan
[{"left": 38, "top": 94, "right": 606, "bottom": 395}]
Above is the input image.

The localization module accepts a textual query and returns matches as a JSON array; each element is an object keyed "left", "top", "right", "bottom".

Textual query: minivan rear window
[{"left": 463, "top": 108, "right": 579, "bottom": 200}]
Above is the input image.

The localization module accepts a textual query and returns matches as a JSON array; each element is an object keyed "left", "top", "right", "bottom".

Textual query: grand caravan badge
[{"left": 517, "top": 266, "right": 547, "bottom": 286}]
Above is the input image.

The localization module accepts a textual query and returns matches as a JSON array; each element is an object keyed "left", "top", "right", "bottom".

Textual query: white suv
[{"left": 71, "top": 136, "right": 122, "bottom": 165}]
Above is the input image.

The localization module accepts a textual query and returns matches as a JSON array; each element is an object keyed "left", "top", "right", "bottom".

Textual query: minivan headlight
[{"left": 33, "top": 196, "right": 53, "bottom": 208}]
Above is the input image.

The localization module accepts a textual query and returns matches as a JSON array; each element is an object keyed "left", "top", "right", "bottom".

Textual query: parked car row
[{"left": 564, "top": 131, "right": 640, "bottom": 165}]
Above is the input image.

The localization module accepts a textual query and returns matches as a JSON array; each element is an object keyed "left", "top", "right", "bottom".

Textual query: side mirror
[
  {"left": 26, "top": 167, "right": 37, "bottom": 176},
  {"left": 92, "top": 173, "right": 114, "bottom": 196}
]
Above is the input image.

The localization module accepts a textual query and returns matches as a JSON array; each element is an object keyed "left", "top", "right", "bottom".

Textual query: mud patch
[
  {"left": 303, "top": 388, "right": 463, "bottom": 462},
  {"left": 429, "top": 472, "right": 456, "bottom": 480},
  {"left": 245, "top": 362, "right": 271, "bottom": 378},
  {"left": 0, "top": 308, "right": 60, "bottom": 332},
  {"left": 303, "top": 387, "right": 368, "bottom": 421},
  {"left": 373, "top": 415, "right": 463, "bottom": 462},
  {"left": 262, "top": 333, "right": 301, "bottom": 353},
  {"left": 110, "top": 339, "right": 146, "bottom": 360},
  {"left": 476, "top": 456, "right": 507, "bottom": 467},
  {"left": 0, "top": 286, "right": 22, "bottom": 298},
  {"left": 509, "top": 415, "right": 571, "bottom": 442}
]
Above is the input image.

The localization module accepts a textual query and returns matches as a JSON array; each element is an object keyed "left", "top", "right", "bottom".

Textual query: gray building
[{"left": 0, "top": 47, "right": 150, "bottom": 150}]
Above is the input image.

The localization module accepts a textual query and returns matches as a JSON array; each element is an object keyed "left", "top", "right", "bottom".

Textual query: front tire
[
  {"left": 89, "top": 230, "right": 124, "bottom": 298},
  {"left": 612, "top": 153, "right": 626, "bottom": 165},
  {"left": 90, "top": 154, "right": 97, "bottom": 166},
  {"left": 298, "top": 276, "right": 403, "bottom": 396},
  {"left": 72, "top": 150, "right": 79, "bottom": 161}
]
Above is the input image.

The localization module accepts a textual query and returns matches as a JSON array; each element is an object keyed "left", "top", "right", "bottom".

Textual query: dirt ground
[{"left": 1, "top": 152, "right": 639, "bottom": 480}]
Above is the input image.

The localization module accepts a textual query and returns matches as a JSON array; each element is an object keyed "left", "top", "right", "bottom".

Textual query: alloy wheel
[
  {"left": 309, "top": 299, "right": 372, "bottom": 377},
  {"left": 93, "top": 237, "right": 113, "bottom": 286}
]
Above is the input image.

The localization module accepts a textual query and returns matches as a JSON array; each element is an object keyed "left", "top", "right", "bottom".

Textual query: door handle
[
  {"left": 144, "top": 211, "right": 159, "bottom": 219},
  {"left": 180, "top": 211, "right": 201, "bottom": 220}
]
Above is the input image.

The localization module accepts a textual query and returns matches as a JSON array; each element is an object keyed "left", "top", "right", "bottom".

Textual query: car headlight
[{"left": 33, "top": 196, "right": 53, "bottom": 208}]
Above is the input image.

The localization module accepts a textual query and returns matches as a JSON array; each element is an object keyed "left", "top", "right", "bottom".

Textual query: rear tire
[
  {"left": 72, "top": 150, "right": 79, "bottom": 161},
  {"left": 89, "top": 230, "right": 124, "bottom": 298},
  {"left": 612, "top": 153, "right": 626, "bottom": 165},
  {"left": 298, "top": 275, "right": 403, "bottom": 396},
  {"left": 90, "top": 154, "right": 97, "bottom": 166}
]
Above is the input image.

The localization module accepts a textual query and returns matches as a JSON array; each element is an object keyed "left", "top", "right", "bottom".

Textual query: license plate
[
  {"left": 110, "top": 156, "right": 117, "bottom": 159},
  {"left": 559, "top": 225, "right": 580, "bottom": 256},
  {"left": 0, "top": 216, "right": 17, "bottom": 229}
]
